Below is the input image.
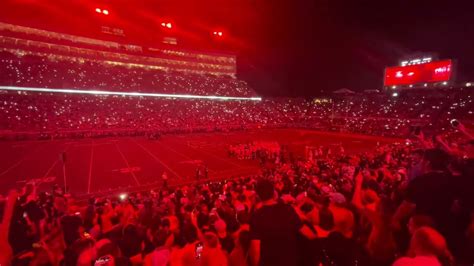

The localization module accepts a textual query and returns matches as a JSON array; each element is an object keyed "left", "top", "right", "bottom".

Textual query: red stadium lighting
[
  {"left": 102, "top": 9, "right": 109, "bottom": 15},
  {"left": 166, "top": 23, "right": 172, "bottom": 29},
  {"left": 161, "top": 22, "right": 166, "bottom": 27},
  {"left": 95, "top": 8, "right": 102, "bottom": 13},
  {"left": 218, "top": 31, "right": 223, "bottom": 37}
]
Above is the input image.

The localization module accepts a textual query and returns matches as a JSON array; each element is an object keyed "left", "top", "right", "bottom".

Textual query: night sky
[
  {"left": 243, "top": 0, "right": 474, "bottom": 96},
  {"left": 1, "top": 0, "right": 473, "bottom": 96}
]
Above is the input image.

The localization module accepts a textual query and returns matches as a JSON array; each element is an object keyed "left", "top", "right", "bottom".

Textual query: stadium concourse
[{"left": 0, "top": 23, "right": 474, "bottom": 266}]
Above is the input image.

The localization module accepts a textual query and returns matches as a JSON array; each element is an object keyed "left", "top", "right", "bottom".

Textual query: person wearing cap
[
  {"left": 201, "top": 231, "right": 228, "bottom": 266},
  {"left": 393, "top": 149, "right": 460, "bottom": 254},
  {"left": 214, "top": 219, "right": 234, "bottom": 254}
]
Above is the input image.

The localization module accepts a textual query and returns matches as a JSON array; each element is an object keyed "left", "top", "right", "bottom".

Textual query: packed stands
[
  {"left": 1, "top": 131, "right": 473, "bottom": 265},
  {"left": 1, "top": 87, "right": 473, "bottom": 140},
  {"left": 0, "top": 22, "right": 237, "bottom": 76},
  {"left": 0, "top": 50, "right": 252, "bottom": 96}
]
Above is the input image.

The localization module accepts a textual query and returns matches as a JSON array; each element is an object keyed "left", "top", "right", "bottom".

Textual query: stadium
[{"left": 0, "top": 1, "right": 473, "bottom": 266}]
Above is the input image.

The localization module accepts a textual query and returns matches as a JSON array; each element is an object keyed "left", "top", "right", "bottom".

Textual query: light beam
[{"left": 0, "top": 86, "right": 262, "bottom": 101}]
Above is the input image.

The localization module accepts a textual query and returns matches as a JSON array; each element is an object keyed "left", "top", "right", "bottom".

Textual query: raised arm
[{"left": 0, "top": 190, "right": 18, "bottom": 265}]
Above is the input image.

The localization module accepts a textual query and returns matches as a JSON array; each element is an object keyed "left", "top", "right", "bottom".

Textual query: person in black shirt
[
  {"left": 249, "top": 179, "right": 316, "bottom": 266},
  {"left": 394, "top": 149, "right": 460, "bottom": 255}
]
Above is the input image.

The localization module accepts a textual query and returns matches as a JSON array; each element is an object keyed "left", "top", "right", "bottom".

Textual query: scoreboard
[{"left": 384, "top": 60, "right": 453, "bottom": 87}]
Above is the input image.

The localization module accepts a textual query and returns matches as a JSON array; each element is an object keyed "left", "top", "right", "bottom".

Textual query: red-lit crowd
[
  {"left": 228, "top": 142, "right": 281, "bottom": 161},
  {"left": 0, "top": 121, "right": 473, "bottom": 266},
  {"left": 1, "top": 88, "right": 473, "bottom": 141},
  {"left": 1, "top": 50, "right": 474, "bottom": 141}
]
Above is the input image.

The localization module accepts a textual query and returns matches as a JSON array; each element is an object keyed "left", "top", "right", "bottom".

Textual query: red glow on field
[{"left": 384, "top": 60, "right": 452, "bottom": 86}]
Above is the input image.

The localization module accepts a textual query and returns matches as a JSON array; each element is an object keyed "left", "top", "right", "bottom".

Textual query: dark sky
[
  {"left": 1, "top": 0, "right": 473, "bottom": 96},
  {"left": 242, "top": 0, "right": 474, "bottom": 96}
]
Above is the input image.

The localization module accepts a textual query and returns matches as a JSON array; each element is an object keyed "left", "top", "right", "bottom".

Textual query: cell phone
[
  {"left": 450, "top": 119, "right": 459, "bottom": 128},
  {"left": 94, "top": 255, "right": 111, "bottom": 265},
  {"left": 195, "top": 242, "right": 203, "bottom": 259}
]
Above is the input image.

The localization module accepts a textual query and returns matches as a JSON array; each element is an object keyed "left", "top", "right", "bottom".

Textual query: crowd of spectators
[
  {"left": 1, "top": 49, "right": 473, "bottom": 140},
  {"left": 1, "top": 88, "right": 473, "bottom": 140},
  {"left": 1, "top": 23, "right": 474, "bottom": 266},
  {"left": 0, "top": 121, "right": 473, "bottom": 266},
  {"left": 228, "top": 141, "right": 281, "bottom": 161},
  {"left": 0, "top": 51, "right": 252, "bottom": 97},
  {"left": 0, "top": 91, "right": 312, "bottom": 140}
]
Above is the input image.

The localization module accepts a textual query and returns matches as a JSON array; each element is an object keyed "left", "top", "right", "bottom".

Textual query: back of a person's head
[
  {"left": 408, "top": 215, "right": 435, "bottom": 234},
  {"left": 236, "top": 210, "right": 250, "bottom": 225},
  {"left": 330, "top": 205, "right": 354, "bottom": 237},
  {"left": 423, "top": 149, "right": 450, "bottom": 171},
  {"left": 96, "top": 239, "right": 120, "bottom": 259},
  {"left": 123, "top": 224, "right": 138, "bottom": 237},
  {"left": 203, "top": 232, "right": 219, "bottom": 248},
  {"left": 238, "top": 230, "right": 251, "bottom": 252},
  {"left": 318, "top": 206, "right": 334, "bottom": 231},
  {"left": 182, "top": 224, "right": 198, "bottom": 244},
  {"left": 255, "top": 179, "right": 274, "bottom": 201},
  {"left": 410, "top": 227, "right": 453, "bottom": 266},
  {"left": 153, "top": 229, "right": 170, "bottom": 247}
]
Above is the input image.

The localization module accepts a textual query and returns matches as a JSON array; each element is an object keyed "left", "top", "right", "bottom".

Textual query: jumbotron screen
[{"left": 384, "top": 60, "right": 453, "bottom": 86}]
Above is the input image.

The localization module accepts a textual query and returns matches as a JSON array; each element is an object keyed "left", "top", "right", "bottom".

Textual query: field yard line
[
  {"left": 154, "top": 141, "right": 217, "bottom": 173},
  {"left": 41, "top": 143, "right": 72, "bottom": 178},
  {"left": 0, "top": 142, "right": 45, "bottom": 177},
  {"left": 184, "top": 142, "right": 243, "bottom": 168},
  {"left": 87, "top": 141, "right": 94, "bottom": 194},
  {"left": 114, "top": 142, "right": 141, "bottom": 186},
  {"left": 133, "top": 139, "right": 182, "bottom": 180}
]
